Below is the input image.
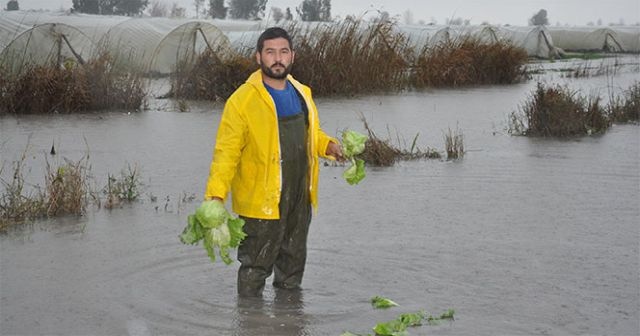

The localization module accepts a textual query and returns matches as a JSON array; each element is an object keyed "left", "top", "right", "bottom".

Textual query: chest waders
[{"left": 236, "top": 112, "right": 311, "bottom": 297}]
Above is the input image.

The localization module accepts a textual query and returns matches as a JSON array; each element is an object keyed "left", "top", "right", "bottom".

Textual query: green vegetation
[
  {"left": 171, "top": 17, "right": 529, "bottom": 101},
  {"left": 342, "top": 296, "right": 454, "bottom": 336},
  {"left": 444, "top": 126, "right": 465, "bottom": 160},
  {"left": 608, "top": 81, "right": 640, "bottom": 123},
  {"left": 359, "top": 116, "right": 441, "bottom": 167},
  {"left": 170, "top": 50, "right": 257, "bottom": 102},
  {"left": 410, "top": 37, "right": 529, "bottom": 88},
  {"left": 103, "top": 164, "right": 143, "bottom": 209},
  {"left": 0, "top": 54, "right": 146, "bottom": 115},
  {"left": 509, "top": 82, "right": 611, "bottom": 137},
  {"left": 0, "top": 151, "right": 145, "bottom": 230},
  {"left": 179, "top": 200, "right": 247, "bottom": 264}
]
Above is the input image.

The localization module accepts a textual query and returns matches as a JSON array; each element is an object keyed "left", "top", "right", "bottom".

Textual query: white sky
[{"left": 13, "top": 0, "right": 640, "bottom": 26}]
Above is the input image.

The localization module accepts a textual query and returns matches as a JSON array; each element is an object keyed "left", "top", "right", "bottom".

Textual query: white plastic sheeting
[
  {"left": 0, "top": 21, "right": 95, "bottom": 73},
  {"left": 0, "top": 11, "right": 232, "bottom": 74},
  {"left": 102, "top": 18, "right": 232, "bottom": 73},
  {"left": 495, "top": 25, "right": 562, "bottom": 58},
  {"left": 2, "top": 10, "right": 639, "bottom": 74},
  {"left": 548, "top": 27, "right": 625, "bottom": 52}
]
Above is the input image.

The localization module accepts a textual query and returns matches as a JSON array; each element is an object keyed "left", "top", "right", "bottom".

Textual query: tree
[
  {"left": 72, "top": 0, "right": 99, "bottom": 14},
  {"left": 285, "top": 7, "right": 293, "bottom": 21},
  {"left": 529, "top": 9, "right": 549, "bottom": 26},
  {"left": 297, "top": 0, "right": 331, "bottom": 22},
  {"left": 72, "top": 0, "right": 149, "bottom": 16},
  {"left": 228, "top": 0, "right": 267, "bottom": 20},
  {"left": 148, "top": 0, "right": 168, "bottom": 17},
  {"left": 113, "top": 0, "right": 149, "bottom": 16},
  {"left": 193, "top": 0, "right": 204, "bottom": 18},
  {"left": 271, "top": 7, "right": 284, "bottom": 23},
  {"left": 170, "top": 2, "right": 186, "bottom": 17},
  {"left": 208, "top": 0, "right": 227, "bottom": 19},
  {"left": 7, "top": 0, "right": 19, "bottom": 10}
]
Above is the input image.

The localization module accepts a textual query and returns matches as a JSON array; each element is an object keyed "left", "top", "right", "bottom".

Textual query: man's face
[{"left": 256, "top": 37, "right": 295, "bottom": 80}]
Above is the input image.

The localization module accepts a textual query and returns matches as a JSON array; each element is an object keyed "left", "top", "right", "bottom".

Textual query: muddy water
[{"left": 1, "top": 61, "right": 639, "bottom": 335}]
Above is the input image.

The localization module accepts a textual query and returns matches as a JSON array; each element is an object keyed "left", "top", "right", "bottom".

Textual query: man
[{"left": 204, "top": 27, "right": 344, "bottom": 297}]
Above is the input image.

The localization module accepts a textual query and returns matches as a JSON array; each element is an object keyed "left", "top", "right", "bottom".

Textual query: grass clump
[
  {"left": 608, "top": 81, "right": 640, "bottom": 123},
  {"left": 290, "top": 18, "right": 412, "bottom": 96},
  {"left": 359, "top": 116, "right": 441, "bottom": 167},
  {"left": 1, "top": 150, "right": 145, "bottom": 229},
  {"left": 170, "top": 50, "right": 256, "bottom": 102},
  {"left": 444, "top": 126, "right": 464, "bottom": 160},
  {"left": 509, "top": 82, "right": 610, "bottom": 137},
  {"left": 103, "top": 164, "right": 143, "bottom": 209},
  {"left": 44, "top": 157, "right": 92, "bottom": 217},
  {"left": 410, "top": 37, "right": 529, "bottom": 88},
  {"left": 0, "top": 152, "right": 46, "bottom": 229},
  {"left": 0, "top": 53, "right": 146, "bottom": 115}
]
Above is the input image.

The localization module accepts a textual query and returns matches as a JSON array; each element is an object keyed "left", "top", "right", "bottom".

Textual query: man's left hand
[{"left": 326, "top": 141, "right": 346, "bottom": 162}]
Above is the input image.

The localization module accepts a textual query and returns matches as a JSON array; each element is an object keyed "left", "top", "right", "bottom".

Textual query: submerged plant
[
  {"left": 0, "top": 53, "right": 146, "bottom": 115},
  {"left": 410, "top": 36, "right": 529, "bottom": 88},
  {"left": 444, "top": 126, "right": 464, "bottom": 160},
  {"left": 608, "top": 81, "right": 640, "bottom": 123},
  {"left": 510, "top": 82, "right": 611, "bottom": 137},
  {"left": 44, "top": 156, "right": 92, "bottom": 217},
  {"left": 103, "top": 164, "right": 143, "bottom": 209}
]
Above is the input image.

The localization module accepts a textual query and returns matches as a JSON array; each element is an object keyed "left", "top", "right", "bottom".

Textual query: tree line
[{"left": 63, "top": 0, "right": 332, "bottom": 21}]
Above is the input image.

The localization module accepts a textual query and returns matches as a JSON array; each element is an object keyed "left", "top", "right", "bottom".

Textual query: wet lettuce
[
  {"left": 342, "top": 130, "right": 368, "bottom": 185},
  {"left": 180, "top": 200, "right": 247, "bottom": 265},
  {"left": 371, "top": 296, "right": 399, "bottom": 309}
]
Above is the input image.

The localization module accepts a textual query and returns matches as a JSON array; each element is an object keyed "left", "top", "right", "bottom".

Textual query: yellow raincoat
[{"left": 204, "top": 70, "right": 337, "bottom": 219}]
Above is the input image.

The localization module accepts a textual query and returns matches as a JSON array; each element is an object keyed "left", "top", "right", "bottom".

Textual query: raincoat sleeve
[{"left": 204, "top": 99, "right": 248, "bottom": 201}]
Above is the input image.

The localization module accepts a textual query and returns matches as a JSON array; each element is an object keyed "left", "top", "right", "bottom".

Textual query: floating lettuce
[
  {"left": 371, "top": 296, "right": 399, "bottom": 309},
  {"left": 180, "top": 200, "right": 247, "bottom": 265},
  {"left": 342, "top": 130, "right": 368, "bottom": 185}
]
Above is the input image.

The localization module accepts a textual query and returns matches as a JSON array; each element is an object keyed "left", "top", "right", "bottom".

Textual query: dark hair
[{"left": 256, "top": 27, "right": 293, "bottom": 52}]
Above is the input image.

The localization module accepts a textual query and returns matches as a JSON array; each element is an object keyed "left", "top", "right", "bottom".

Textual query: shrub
[
  {"left": 0, "top": 53, "right": 146, "bottom": 115},
  {"left": 511, "top": 82, "right": 610, "bottom": 137}
]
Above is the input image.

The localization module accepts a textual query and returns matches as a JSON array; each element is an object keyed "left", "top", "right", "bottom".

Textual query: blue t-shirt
[{"left": 264, "top": 81, "right": 303, "bottom": 118}]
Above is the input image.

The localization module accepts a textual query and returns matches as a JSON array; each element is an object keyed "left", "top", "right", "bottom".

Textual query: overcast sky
[{"left": 14, "top": 0, "right": 640, "bottom": 26}]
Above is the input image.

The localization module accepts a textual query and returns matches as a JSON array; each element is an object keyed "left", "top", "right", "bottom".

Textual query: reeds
[
  {"left": 444, "top": 126, "right": 465, "bottom": 160},
  {"left": 103, "top": 164, "right": 142, "bottom": 209},
  {"left": 44, "top": 157, "right": 91, "bottom": 216},
  {"left": 410, "top": 36, "right": 529, "bottom": 88},
  {"left": 1, "top": 151, "right": 144, "bottom": 229},
  {"left": 170, "top": 50, "right": 257, "bottom": 101},
  {"left": 510, "top": 82, "right": 611, "bottom": 137},
  {"left": 290, "top": 18, "right": 413, "bottom": 96},
  {"left": 0, "top": 53, "right": 146, "bottom": 115},
  {"left": 169, "top": 18, "right": 530, "bottom": 100},
  {"left": 608, "top": 81, "right": 640, "bottom": 123},
  {"left": 359, "top": 116, "right": 441, "bottom": 166}
]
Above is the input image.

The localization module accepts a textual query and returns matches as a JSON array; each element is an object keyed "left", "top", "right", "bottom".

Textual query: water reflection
[{"left": 234, "top": 289, "right": 310, "bottom": 336}]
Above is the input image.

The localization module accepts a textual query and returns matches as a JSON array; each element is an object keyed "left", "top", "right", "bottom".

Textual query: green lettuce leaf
[
  {"left": 180, "top": 201, "right": 247, "bottom": 265},
  {"left": 343, "top": 158, "right": 366, "bottom": 185},
  {"left": 195, "top": 200, "right": 229, "bottom": 229},
  {"left": 372, "top": 319, "right": 408, "bottom": 336},
  {"left": 179, "top": 214, "right": 204, "bottom": 245},
  {"left": 227, "top": 217, "right": 247, "bottom": 248},
  {"left": 371, "top": 296, "right": 399, "bottom": 309},
  {"left": 342, "top": 130, "right": 368, "bottom": 158},
  {"left": 398, "top": 311, "right": 426, "bottom": 327}
]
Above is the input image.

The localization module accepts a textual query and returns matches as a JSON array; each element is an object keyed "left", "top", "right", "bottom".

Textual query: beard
[{"left": 261, "top": 61, "right": 293, "bottom": 80}]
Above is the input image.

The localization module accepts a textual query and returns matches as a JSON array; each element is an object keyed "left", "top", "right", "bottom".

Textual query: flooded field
[{"left": 1, "top": 58, "right": 639, "bottom": 335}]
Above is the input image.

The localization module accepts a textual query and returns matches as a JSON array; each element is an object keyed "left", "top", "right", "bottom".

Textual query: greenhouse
[
  {"left": 548, "top": 27, "right": 625, "bottom": 52},
  {"left": 1, "top": 10, "right": 639, "bottom": 75},
  {"left": 0, "top": 11, "right": 233, "bottom": 75}
]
